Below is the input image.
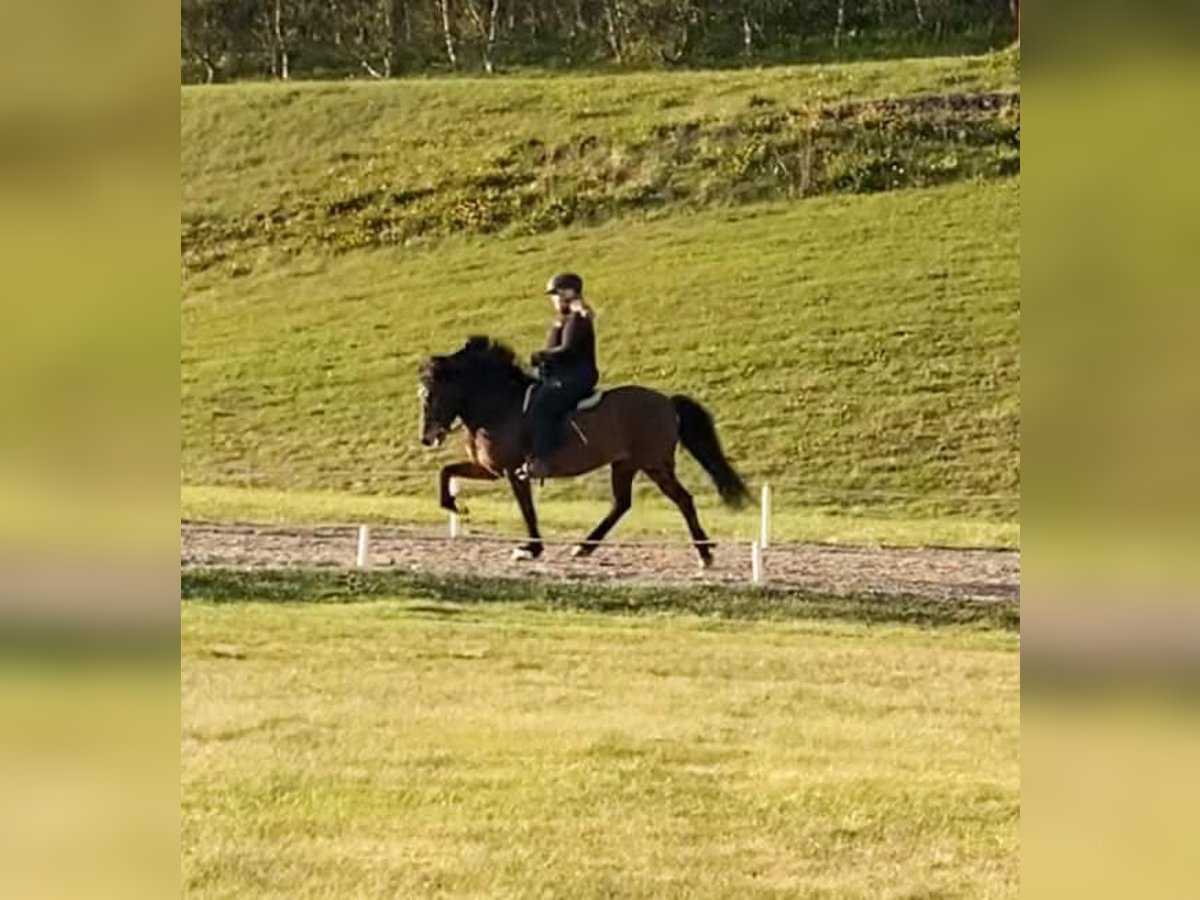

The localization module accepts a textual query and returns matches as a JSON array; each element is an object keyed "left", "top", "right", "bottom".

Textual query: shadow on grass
[{"left": 182, "top": 568, "right": 1018, "bottom": 631}]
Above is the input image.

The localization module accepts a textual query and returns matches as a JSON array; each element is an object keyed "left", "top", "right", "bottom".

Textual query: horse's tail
[{"left": 671, "top": 395, "right": 750, "bottom": 509}]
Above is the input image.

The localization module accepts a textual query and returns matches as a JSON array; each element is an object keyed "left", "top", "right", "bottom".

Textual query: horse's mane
[
  {"left": 422, "top": 335, "right": 532, "bottom": 387},
  {"left": 463, "top": 335, "right": 526, "bottom": 376}
]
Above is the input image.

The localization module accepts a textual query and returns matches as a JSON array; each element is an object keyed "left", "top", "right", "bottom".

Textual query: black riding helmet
[{"left": 545, "top": 272, "right": 583, "bottom": 295}]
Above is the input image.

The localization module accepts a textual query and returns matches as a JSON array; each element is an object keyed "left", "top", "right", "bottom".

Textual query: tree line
[{"left": 182, "top": 0, "right": 1018, "bottom": 83}]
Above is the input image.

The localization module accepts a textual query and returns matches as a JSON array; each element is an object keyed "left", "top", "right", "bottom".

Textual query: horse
[{"left": 418, "top": 336, "right": 750, "bottom": 567}]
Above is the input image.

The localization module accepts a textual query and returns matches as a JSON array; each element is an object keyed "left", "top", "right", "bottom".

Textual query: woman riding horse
[
  {"left": 521, "top": 272, "right": 599, "bottom": 481},
  {"left": 418, "top": 333, "right": 749, "bottom": 566}
]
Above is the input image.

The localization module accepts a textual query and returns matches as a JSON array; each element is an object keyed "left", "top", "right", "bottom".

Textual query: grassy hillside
[
  {"left": 182, "top": 52, "right": 1019, "bottom": 539},
  {"left": 183, "top": 51, "right": 1018, "bottom": 273},
  {"left": 183, "top": 178, "right": 1018, "bottom": 518}
]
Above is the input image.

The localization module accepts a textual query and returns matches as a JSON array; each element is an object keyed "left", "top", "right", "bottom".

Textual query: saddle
[{"left": 522, "top": 385, "right": 605, "bottom": 414}]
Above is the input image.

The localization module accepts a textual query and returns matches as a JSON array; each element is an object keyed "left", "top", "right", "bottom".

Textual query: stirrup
[{"left": 515, "top": 461, "right": 544, "bottom": 482}]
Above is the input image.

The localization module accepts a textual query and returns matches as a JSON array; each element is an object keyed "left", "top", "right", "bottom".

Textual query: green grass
[
  {"left": 182, "top": 592, "right": 1019, "bottom": 897},
  {"left": 182, "top": 567, "right": 1020, "bottom": 630},
  {"left": 183, "top": 177, "right": 1019, "bottom": 522},
  {"left": 182, "top": 51, "right": 1017, "bottom": 269},
  {"left": 182, "top": 52, "right": 1016, "bottom": 219},
  {"left": 183, "top": 483, "right": 1019, "bottom": 548}
]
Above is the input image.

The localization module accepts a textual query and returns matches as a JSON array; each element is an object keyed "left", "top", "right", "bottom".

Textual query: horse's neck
[{"left": 461, "top": 380, "right": 527, "bottom": 431}]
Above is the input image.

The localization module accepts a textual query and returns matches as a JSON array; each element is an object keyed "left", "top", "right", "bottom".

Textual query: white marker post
[
  {"left": 448, "top": 477, "right": 461, "bottom": 538},
  {"left": 751, "top": 540, "right": 764, "bottom": 586},
  {"left": 760, "top": 483, "right": 772, "bottom": 549},
  {"left": 356, "top": 525, "right": 371, "bottom": 568}
]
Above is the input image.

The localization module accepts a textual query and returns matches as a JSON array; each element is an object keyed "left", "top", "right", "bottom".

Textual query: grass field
[{"left": 182, "top": 576, "right": 1019, "bottom": 897}]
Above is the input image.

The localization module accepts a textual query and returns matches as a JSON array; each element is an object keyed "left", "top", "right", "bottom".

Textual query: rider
[{"left": 523, "top": 272, "right": 599, "bottom": 479}]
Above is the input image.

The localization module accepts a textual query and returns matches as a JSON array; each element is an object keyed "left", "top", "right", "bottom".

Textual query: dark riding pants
[{"left": 529, "top": 371, "right": 596, "bottom": 461}]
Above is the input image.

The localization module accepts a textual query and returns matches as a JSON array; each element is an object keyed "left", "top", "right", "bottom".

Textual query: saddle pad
[{"left": 575, "top": 390, "right": 604, "bottom": 411}]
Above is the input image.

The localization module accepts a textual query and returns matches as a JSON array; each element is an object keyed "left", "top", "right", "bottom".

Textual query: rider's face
[{"left": 550, "top": 292, "right": 572, "bottom": 314}]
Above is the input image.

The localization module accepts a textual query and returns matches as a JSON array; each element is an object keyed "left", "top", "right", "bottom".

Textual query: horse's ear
[
  {"left": 422, "top": 355, "right": 450, "bottom": 377},
  {"left": 464, "top": 335, "right": 489, "bottom": 352}
]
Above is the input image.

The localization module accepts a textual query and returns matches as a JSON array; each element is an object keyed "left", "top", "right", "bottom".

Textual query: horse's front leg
[
  {"left": 438, "top": 461, "right": 497, "bottom": 514},
  {"left": 506, "top": 471, "right": 543, "bottom": 560}
]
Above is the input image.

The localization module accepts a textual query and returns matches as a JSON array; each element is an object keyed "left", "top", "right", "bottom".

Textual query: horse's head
[
  {"left": 418, "top": 337, "right": 529, "bottom": 447},
  {"left": 417, "top": 354, "right": 464, "bottom": 448}
]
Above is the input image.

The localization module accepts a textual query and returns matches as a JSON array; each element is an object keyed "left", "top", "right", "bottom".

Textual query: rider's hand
[{"left": 530, "top": 351, "right": 544, "bottom": 367}]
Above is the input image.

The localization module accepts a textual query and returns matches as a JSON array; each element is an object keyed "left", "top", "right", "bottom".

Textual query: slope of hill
[
  {"left": 183, "top": 178, "right": 1018, "bottom": 521},
  {"left": 183, "top": 51, "right": 1018, "bottom": 274},
  {"left": 182, "top": 51, "right": 1019, "bottom": 540}
]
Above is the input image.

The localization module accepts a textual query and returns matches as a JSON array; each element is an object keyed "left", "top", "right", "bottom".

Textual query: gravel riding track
[{"left": 182, "top": 521, "right": 1019, "bottom": 602}]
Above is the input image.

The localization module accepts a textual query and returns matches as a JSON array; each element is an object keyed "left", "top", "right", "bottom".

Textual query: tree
[
  {"left": 463, "top": 0, "right": 503, "bottom": 72},
  {"left": 271, "top": 0, "right": 289, "bottom": 78},
  {"left": 341, "top": 0, "right": 398, "bottom": 77},
  {"left": 179, "top": 0, "right": 1021, "bottom": 82},
  {"left": 182, "top": 0, "right": 252, "bottom": 82},
  {"left": 434, "top": 0, "right": 460, "bottom": 68}
]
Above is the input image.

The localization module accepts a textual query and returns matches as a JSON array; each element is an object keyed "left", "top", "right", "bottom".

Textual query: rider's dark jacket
[{"left": 537, "top": 312, "right": 598, "bottom": 385}]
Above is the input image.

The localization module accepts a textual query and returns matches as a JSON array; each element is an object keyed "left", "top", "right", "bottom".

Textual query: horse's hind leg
[
  {"left": 573, "top": 461, "right": 637, "bottom": 559},
  {"left": 645, "top": 463, "right": 713, "bottom": 568},
  {"left": 507, "top": 471, "right": 543, "bottom": 561}
]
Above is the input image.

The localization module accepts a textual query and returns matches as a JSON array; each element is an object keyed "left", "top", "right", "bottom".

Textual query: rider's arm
[{"left": 537, "top": 315, "right": 590, "bottom": 361}]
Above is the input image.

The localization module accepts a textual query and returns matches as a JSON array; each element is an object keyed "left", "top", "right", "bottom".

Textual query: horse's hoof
[
  {"left": 698, "top": 553, "right": 714, "bottom": 570},
  {"left": 511, "top": 544, "right": 543, "bottom": 562},
  {"left": 571, "top": 543, "right": 596, "bottom": 559}
]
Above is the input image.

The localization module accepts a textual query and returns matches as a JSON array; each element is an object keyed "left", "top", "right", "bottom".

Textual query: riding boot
[{"left": 526, "top": 411, "right": 564, "bottom": 480}]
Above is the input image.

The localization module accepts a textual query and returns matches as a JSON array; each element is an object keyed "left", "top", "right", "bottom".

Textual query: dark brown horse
[{"left": 418, "top": 336, "right": 749, "bottom": 566}]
